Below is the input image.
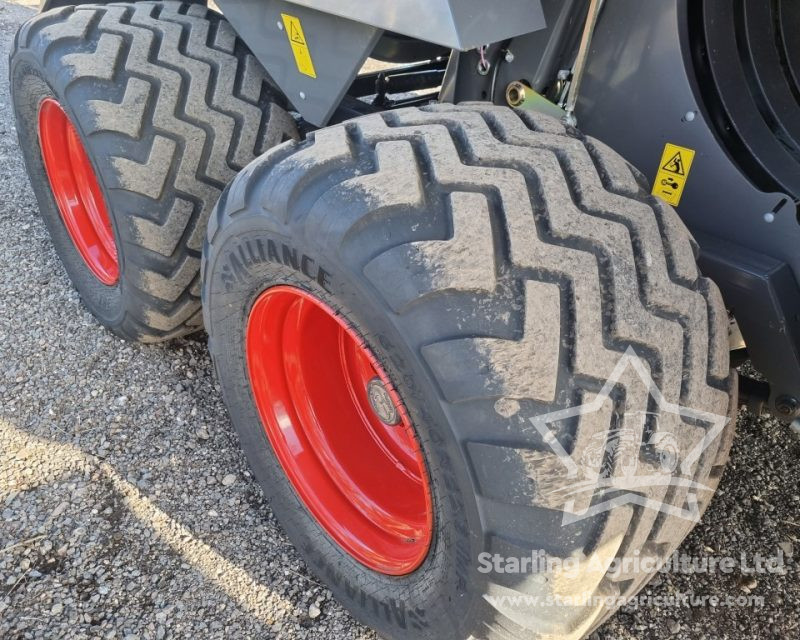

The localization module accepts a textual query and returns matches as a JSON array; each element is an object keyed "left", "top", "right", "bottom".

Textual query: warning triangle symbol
[
  {"left": 662, "top": 152, "right": 685, "bottom": 176},
  {"left": 290, "top": 23, "right": 305, "bottom": 45}
]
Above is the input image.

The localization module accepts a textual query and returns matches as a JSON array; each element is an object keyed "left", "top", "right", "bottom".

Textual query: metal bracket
[
  {"left": 562, "top": 0, "right": 603, "bottom": 126},
  {"left": 505, "top": 81, "right": 566, "bottom": 120}
]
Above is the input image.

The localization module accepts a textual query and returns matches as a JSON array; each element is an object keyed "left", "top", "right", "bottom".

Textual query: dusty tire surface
[
  {"left": 10, "top": 1, "right": 297, "bottom": 342},
  {"left": 203, "top": 103, "right": 736, "bottom": 640}
]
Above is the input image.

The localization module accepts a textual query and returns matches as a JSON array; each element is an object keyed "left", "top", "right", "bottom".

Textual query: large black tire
[
  {"left": 10, "top": 1, "right": 297, "bottom": 342},
  {"left": 203, "top": 104, "right": 736, "bottom": 639}
]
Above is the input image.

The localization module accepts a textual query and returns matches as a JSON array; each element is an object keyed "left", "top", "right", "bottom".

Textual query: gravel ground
[{"left": 0, "top": 1, "right": 798, "bottom": 639}]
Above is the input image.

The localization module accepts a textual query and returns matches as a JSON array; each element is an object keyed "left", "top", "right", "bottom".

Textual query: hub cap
[
  {"left": 246, "top": 286, "right": 433, "bottom": 575},
  {"left": 38, "top": 98, "right": 118, "bottom": 285}
]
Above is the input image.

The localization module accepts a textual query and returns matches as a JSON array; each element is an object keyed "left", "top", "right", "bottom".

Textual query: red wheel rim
[
  {"left": 38, "top": 98, "right": 119, "bottom": 285},
  {"left": 246, "top": 286, "right": 433, "bottom": 575}
]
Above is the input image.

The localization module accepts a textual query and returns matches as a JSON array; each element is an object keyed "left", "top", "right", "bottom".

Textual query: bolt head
[
  {"left": 684, "top": 110, "right": 697, "bottom": 122},
  {"left": 764, "top": 212, "right": 775, "bottom": 223},
  {"left": 299, "top": 91, "right": 306, "bottom": 100},
  {"left": 504, "top": 50, "right": 515, "bottom": 63},
  {"left": 277, "top": 21, "right": 284, "bottom": 30}
]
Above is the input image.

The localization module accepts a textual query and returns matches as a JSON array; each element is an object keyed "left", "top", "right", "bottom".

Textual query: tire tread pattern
[
  {"left": 15, "top": 1, "right": 297, "bottom": 341},
  {"left": 205, "top": 104, "right": 735, "bottom": 638}
]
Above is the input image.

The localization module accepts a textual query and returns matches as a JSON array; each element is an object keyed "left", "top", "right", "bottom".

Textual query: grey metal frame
[
  {"left": 279, "top": 0, "right": 546, "bottom": 50},
  {"left": 217, "top": 0, "right": 547, "bottom": 126}
]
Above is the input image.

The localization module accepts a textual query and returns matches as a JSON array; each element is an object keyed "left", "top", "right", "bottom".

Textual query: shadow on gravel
[{"left": 1, "top": 418, "right": 299, "bottom": 623}]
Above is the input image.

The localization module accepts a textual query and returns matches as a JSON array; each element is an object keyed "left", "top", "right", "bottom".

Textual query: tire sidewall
[
  {"left": 11, "top": 53, "right": 127, "bottom": 326},
  {"left": 204, "top": 213, "right": 490, "bottom": 640}
]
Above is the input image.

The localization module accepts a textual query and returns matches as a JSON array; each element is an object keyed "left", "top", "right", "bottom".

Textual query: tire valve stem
[{"left": 367, "top": 378, "right": 400, "bottom": 425}]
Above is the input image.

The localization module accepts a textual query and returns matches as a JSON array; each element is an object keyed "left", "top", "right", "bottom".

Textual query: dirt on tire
[
  {"left": 10, "top": 1, "right": 298, "bottom": 341},
  {"left": 202, "top": 103, "right": 736, "bottom": 639}
]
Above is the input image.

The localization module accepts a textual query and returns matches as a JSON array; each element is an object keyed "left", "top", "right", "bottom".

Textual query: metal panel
[
  {"left": 577, "top": 1, "right": 794, "bottom": 281},
  {"left": 698, "top": 233, "right": 800, "bottom": 415},
  {"left": 217, "top": 0, "right": 381, "bottom": 126},
  {"left": 576, "top": 0, "right": 800, "bottom": 403},
  {"left": 283, "top": 0, "right": 547, "bottom": 50}
]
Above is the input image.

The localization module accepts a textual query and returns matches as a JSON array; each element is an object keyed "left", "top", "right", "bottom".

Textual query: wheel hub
[
  {"left": 37, "top": 98, "right": 118, "bottom": 285},
  {"left": 366, "top": 377, "right": 400, "bottom": 426},
  {"left": 246, "top": 286, "right": 433, "bottom": 575}
]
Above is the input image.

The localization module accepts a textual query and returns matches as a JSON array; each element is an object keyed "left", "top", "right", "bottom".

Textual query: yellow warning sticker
[
  {"left": 652, "top": 143, "right": 696, "bottom": 206},
  {"left": 281, "top": 13, "right": 316, "bottom": 78}
]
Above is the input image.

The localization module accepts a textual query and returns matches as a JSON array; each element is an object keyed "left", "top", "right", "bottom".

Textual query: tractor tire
[
  {"left": 203, "top": 104, "right": 736, "bottom": 640},
  {"left": 10, "top": 1, "right": 298, "bottom": 342}
]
